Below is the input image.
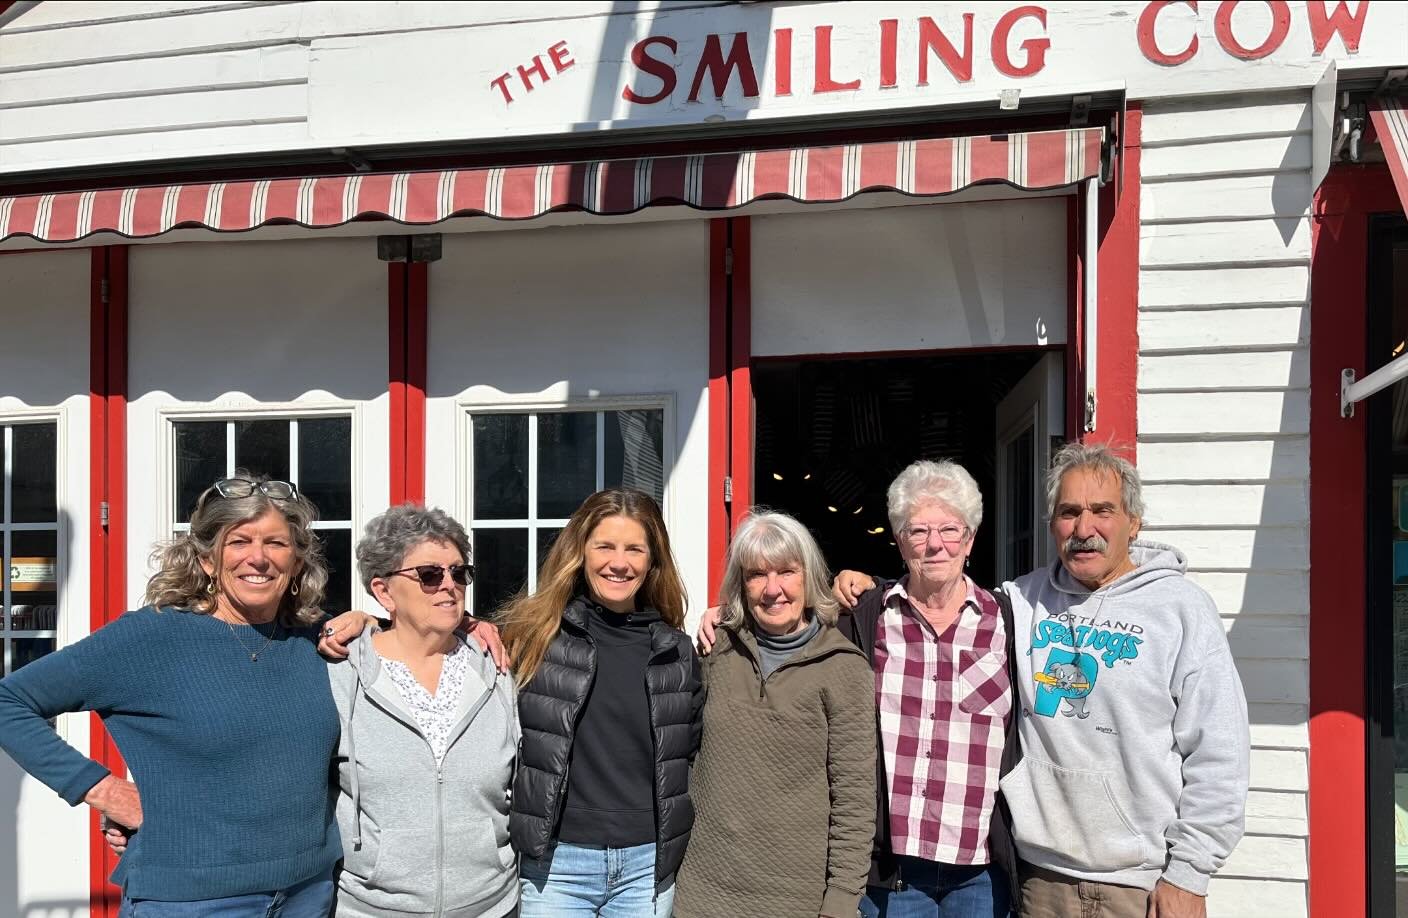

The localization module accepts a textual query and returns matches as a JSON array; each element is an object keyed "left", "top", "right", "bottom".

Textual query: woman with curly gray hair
[
  {"left": 328, "top": 503, "right": 519, "bottom": 918},
  {"left": 0, "top": 474, "right": 344, "bottom": 916}
]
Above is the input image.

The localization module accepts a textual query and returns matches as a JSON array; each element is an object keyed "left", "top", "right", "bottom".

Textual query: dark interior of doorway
[{"left": 752, "top": 349, "right": 1052, "bottom": 589}]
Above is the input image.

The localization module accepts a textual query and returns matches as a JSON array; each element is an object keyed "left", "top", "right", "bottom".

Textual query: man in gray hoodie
[{"left": 1000, "top": 442, "right": 1249, "bottom": 918}]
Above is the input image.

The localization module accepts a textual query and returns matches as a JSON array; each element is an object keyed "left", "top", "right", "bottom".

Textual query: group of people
[{"left": 0, "top": 441, "right": 1250, "bottom": 918}]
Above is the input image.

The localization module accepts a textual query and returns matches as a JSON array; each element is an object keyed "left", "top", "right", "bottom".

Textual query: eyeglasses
[
  {"left": 902, "top": 524, "right": 969, "bottom": 547},
  {"left": 385, "top": 563, "right": 475, "bottom": 590},
  {"left": 213, "top": 478, "right": 299, "bottom": 501}
]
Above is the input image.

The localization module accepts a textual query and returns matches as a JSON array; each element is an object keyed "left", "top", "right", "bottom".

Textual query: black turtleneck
[{"left": 557, "top": 598, "right": 658, "bottom": 847}]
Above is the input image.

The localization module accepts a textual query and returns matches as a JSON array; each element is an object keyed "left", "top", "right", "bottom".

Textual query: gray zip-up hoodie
[
  {"left": 326, "top": 628, "right": 520, "bottom": 918},
  {"left": 999, "top": 541, "right": 1249, "bottom": 895}
]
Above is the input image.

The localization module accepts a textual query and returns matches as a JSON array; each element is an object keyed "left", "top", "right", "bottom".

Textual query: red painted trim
[
  {"left": 749, "top": 343, "right": 1066, "bottom": 365},
  {"left": 404, "top": 262, "right": 428, "bottom": 504},
  {"left": 707, "top": 220, "right": 730, "bottom": 600},
  {"left": 1066, "top": 195, "right": 1083, "bottom": 441},
  {"left": 728, "top": 217, "right": 753, "bottom": 531},
  {"left": 1308, "top": 163, "right": 1400, "bottom": 918},
  {"left": 88, "top": 245, "right": 127, "bottom": 918},
  {"left": 1088, "top": 105, "right": 1140, "bottom": 457},
  {"left": 388, "top": 261, "right": 409, "bottom": 505}
]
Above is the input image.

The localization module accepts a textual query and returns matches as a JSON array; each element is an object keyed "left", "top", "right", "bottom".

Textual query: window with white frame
[
  {"left": 1, "top": 421, "right": 59, "bottom": 676},
  {"left": 172, "top": 416, "right": 354, "bottom": 616},
  {"left": 470, "top": 406, "right": 666, "bottom": 618}
]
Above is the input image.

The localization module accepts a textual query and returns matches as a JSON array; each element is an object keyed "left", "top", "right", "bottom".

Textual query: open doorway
[{"left": 751, "top": 349, "right": 1063, "bottom": 588}]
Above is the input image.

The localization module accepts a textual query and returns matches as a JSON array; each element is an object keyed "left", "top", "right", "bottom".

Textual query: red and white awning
[
  {"left": 0, "top": 127, "right": 1103, "bottom": 245},
  {"left": 1371, "top": 97, "right": 1408, "bottom": 215}
]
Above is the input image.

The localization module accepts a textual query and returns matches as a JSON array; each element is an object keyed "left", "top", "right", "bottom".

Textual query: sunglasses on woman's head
[
  {"left": 385, "top": 563, "right": 475, "bottom": 590},
  {"left": 213, "top": 478, "right": 299, "bottom": 500}
]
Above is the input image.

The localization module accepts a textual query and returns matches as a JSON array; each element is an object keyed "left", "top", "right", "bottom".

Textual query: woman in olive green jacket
[{"left": 674, "top": 510, "right": 876, "bottom": 918}]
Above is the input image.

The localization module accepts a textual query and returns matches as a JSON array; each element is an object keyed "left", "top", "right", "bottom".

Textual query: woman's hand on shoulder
[
  {"left": 831, "top": 570, "right": 876, "bottom": 609},
  {"left": 694, "top": 606, "right": 723, "bottom": 655},
  {"left": 459, "top": 616, "right": 511, "bottom": 674},
  {"left": 317, "top": 611, "right": 380, "bottom": 660}
]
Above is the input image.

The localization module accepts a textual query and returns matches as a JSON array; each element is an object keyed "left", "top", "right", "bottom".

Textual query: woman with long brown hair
[{"left": 507, "top": 487, "right": 702, "bottom": 918}]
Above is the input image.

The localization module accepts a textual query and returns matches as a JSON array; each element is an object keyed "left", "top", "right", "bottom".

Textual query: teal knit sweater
[{"left": 0, "top": 606, "right": 341, "bottom": 901}]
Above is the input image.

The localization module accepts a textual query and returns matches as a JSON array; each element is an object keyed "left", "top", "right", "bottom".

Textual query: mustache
[{"left": 1063, "top": 535, "right": 1109, "bottom": 554}]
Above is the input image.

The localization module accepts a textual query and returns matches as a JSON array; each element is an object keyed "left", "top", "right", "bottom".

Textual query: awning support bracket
[{"left": 1341, "top": 356, "right": 1408, "bottom": 418}]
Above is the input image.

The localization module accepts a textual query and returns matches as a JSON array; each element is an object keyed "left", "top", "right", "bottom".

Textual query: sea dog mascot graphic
[{"left": 1030, "top": 616, "right": 1144, "bottom": 720}]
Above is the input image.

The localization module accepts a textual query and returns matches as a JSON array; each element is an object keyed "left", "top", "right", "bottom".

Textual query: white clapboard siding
[
  {"left": 1142, "top": 173, "right": 1314, "bottom": 223},
  {"left": 3, "top": 82, "right": 307, "bottom": 142},
  {"left": 1208, "top": 878, "right": 1307, "bottom": 918},
  {"left": 1142, "top": 135, "right": 1312, "bottom": 181},
  {"left": 1143, "top": 483, "right": 1307, "bottom": 527},
  {"left": 1141, "top": 94, "right": 1312, "bottom": 145},
  {"left": 1139, "top": 391, "right": 1309, "bottom": 437},
  {"left": 1139, "top": 351, "right": 1308, "bottom": 391},
  {"left": 1, "top": 1, "right": 251, "bottom": 30},
  {"left": 1139, "top": 527, "right": 1308, "bottom": 572},
  {"left": 1251, "top": 749, "right": 1309, "bottom": 792},
  {"left": 1140, "top": 306, "right": 1306, "bottom": 352},
  {"left": 1245, "top": 706, "right": 1310, "bottom": 749},
  {"left": 1140, "top": 218, "right": 1311, "bottom": 268},
  {"left": 1139, "top": 439, "right": 1310, "bottom": 483},
  {"left": 1141, "top": 265, "right": 1309, "bottom": 309},
  {"left": 0, "top": 119, "right": 312, "bottom": 170},
  {"left": 1191, "top": 571, "right": 1310, "bottom": 616},
  {"left": 1237, "top": 660, "right": 1309, "bottom": 705},
  {"left": 1222, "top": 834, "right": 1307, "bottom": 880},
  {"left": 1227, "top": 624, "right": 1308, "bottom": 662}
]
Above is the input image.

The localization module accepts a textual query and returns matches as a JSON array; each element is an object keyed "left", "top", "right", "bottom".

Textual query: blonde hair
[
  {"left": 143, "top": 474, "right": 328, "bottom": 627},
  {"left": 501, "top": 488, "right": 687, "bottom": 685},
  {"left": 717, "top": 509, "right": 839, "bottom": 631}
]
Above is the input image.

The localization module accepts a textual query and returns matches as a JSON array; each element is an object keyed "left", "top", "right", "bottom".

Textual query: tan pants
[{"left": 1020, "top": 863, "right": 1150, "bottom": 918}]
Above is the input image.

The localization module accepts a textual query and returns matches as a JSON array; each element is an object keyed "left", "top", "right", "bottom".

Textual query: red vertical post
[
  {"left": 707, "top": 220, "right": 730, "bottom": 600},
  {"left": 88, "top": 244, "right": 128, "bottom": 918},
  {"left": 1066, "top": 195, "right": 1084, "bottom": 441},
  {"left": 728, "top": 217, "right": 753, "bottom": 531},
  {"left": 388, "top": 261, "right": 409, "bottom": 506},
  {"left": 404, "top": 262, "right": 428, "bottom": 504},
  {"left": 1089, "top": 105, "right": 1140, "bottom": 456}
]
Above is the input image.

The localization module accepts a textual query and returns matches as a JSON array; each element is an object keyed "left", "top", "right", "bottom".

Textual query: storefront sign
[
  {"left": 308, "top": 2, "right": 1406, "bottom": 148},
  {"left": 9, "top": 556, "right": 55, "bottom": 592}
]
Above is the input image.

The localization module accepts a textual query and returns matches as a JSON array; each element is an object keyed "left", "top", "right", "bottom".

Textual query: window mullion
[
  {"left": 289, "top": 418, "right": 300, "bottom": 489},
  {"left": 3, "top": 425, "right": 11, "bottom": 670},
  {"left": 527, "top": 414, "right": 539, "bottom": 594},
  {"left": 596, "top": 412, "right": 605, "bottom": 492},
  {"left": 225, "top": 420, "right": 236, "bottom": 477}
]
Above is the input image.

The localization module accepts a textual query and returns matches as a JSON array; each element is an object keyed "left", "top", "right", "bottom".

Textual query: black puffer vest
[{"left": 510, "top": 597, "right": 704, "bottom": 883}]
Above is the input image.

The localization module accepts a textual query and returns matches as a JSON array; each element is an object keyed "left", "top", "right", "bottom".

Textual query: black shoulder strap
[{"left": 991, "top": 586, "right": 1015, "bottom": 635}]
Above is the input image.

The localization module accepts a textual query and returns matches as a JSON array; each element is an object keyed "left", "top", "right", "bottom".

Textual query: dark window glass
[
  {"left": 538, "top": 412, "right": 597, "bottom": 519},
  {"left": 473, "top": 415, "right": 528, "bottom": 519},
  {"left": 12, "top": 424, "right": 57, "bottom": 523},
  {"left": 0, "top": 429, "right": 6, "bottom": 520},
  {"left": 299, "top": 418, "right": 352, "bottom": 521},
  {"left": 316, "top": 528, "right": 353, "bottom": 619},
  {"left": 1005, "top": 427, "right": 1035, "bottom": 578},
  {"left": 604, "top": 410, "right": 665, "bottom": 504},
  {"left": 537, "top": 527, "right": 563, "bottom": 569},
  {"left": 174, "top": 422, "right": 226, "bottom": 522},
  {"left": 473, "top": 528, "right": 528, "bottom": 619},
  {"left": 234, "top": 419, "right": 290, "bottom": 482},
  {"left": 11, "top": 638, "right": 55, "bottom": 673}
]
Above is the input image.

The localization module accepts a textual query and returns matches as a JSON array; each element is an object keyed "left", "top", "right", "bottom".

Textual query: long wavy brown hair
[{"left": 501, "top": 487, "right": 687, "bottom": 686}]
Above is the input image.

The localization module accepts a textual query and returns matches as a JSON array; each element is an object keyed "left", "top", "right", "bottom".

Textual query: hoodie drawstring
[{"left": 347, "top": 662, "right": 364, "bottom": 849}]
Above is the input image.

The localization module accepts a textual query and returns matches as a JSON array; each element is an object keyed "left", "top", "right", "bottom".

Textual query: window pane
[
  {"left": 234, "top": 419, "right": 290, "bottom": 482},
  {"left": 604, "top": 410, "right": 665, "bottom": 504},
  {"left": 316, "top": 528, "right": 353, "bottom": 619},
  {"left": 473, "top": 528, "right": 527, "bottom": 619},
  {"left": 473, "top": 415, "right": 528, "bottom": 519},
  {"left": 299, "top": 418, "right": 352, "bottom": 521},
  {"left": 537, "top": 527, "right": 563, "bottom": 569},
  {"left": 0, "top": 428, "right": 6, "bottom": 520},
  {"left": 11, "top": 638, "right": 56, "bottom": 674},
  {"left": 175, "top": 422, "right": 227, "bottom": 522},
  {"left": 9, "top": 530, "right": 58, "bottom": 631},
  {"left": 12, "top": 423, "right": 57, "bottom": 523},
  {"left": 538, "top": 412, "right": 597, "bottom": 519}
]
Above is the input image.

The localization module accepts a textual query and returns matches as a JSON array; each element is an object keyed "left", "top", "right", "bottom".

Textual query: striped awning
[
  {"left": 0, "top": 127, "right": 1103, "bottom": 245},
  {"left": 1371, "top": 97, "right": 1408, "bottom": 216}
]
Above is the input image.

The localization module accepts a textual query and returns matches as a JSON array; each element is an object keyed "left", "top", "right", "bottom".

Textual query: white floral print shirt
[{"left": 382, "top": 640, "right": 470, "bottom": 764}]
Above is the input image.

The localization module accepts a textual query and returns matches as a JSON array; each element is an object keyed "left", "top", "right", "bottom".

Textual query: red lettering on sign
[
  {"left": 814, "top": 25, "right": 862, "bottom": 92},
  {"left": 992, "top": 6, "right": 1050, "bottom": 77},
  {"left": 517, "top": 55, "right": 550, "bottom": 93},
  {"left": 918, "top": 14, "right": 975, "bottom": 84},
  {"left": 1214, "top": 0, "right": 1292, "bottom": 60},
  {"left": 622, "top": 36, "right": 679, "bottom": 105},
  {"left": 689, "top": 32, "right": 760, "bottom": 101},
  {"left": 775, "top": 28, "right": 794, "bottom": 96},
  {"left": 490, "top": 72, "right": 514, "bottom": 104},
  {"left": 1308, "top": 0, "right": 1370, "bottom": 54},
  {"left": 1138, "top": 1, "right": 1200, "bottom": 65},
  {"left": 880, "top": 19, "right": 899, "bottom": 88},
  {"left": 548, "top": 40, "right": 575, "bottom": 73}
]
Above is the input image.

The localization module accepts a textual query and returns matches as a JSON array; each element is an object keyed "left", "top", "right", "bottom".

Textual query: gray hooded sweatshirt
[
  {"left": 999, "top": 541, "right": 1249, "bottom": 895},
  {"left": 326, "top": 628, "right": 520, "bottom": 918}
]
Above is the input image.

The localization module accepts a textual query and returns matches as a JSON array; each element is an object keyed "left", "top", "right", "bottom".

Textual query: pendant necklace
[{"left": 224, "top": 617, "right": 281, "bottom": 662}]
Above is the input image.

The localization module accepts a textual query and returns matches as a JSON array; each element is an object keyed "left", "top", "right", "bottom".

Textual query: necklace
[{"left": 223, "top": 617, "right": 281, "bottom": 662}]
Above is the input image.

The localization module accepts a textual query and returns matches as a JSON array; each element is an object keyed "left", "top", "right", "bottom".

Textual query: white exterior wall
[
  {"left": 126, "top": 237, "right": 390, "bottom": 610},
  {"left": 751, "top": 197, "right": 1067, "bottom": 356},
  {"left": 0, "top": 250, "right": 93, "bottom": 918},
  {"left": 1139, "top": 91, "right": 1315, "bottom": 917},
  {"left": 424, "top": 220, "right": 711, "bottom": 630}
]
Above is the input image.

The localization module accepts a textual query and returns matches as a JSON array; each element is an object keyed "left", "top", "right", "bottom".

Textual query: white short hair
[
  {"left": 717, "top": 510, "right": 840, "bottom": 630},
  {"left": 886, "top": 460, "right": 983, "bottom": 534},
  {"left": 1046, "top": 442, "right": 1144, "bottom": 521}
]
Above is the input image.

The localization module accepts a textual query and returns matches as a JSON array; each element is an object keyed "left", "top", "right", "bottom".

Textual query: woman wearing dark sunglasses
[
  {"left": 328, "top": 503, "right": 520, "bottom": 917},
  {"left": 0, "top": 475, "right": 343, "bottom": 916}
]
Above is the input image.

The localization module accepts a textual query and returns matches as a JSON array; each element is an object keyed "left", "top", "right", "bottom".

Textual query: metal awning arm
[{"left": 1341, "top": 355, "right": 1408, "bottom": 418}]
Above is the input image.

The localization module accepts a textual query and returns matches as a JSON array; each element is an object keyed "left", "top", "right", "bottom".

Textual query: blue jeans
[
  {"left": 860, "top": 858, "right": 1010, "bottom": 918},
  {"left": 519, "top": 842, "right": 673, "bottom": 917},
  {"left": 118, "top": 868, "right": 335, "bottom": 917}
]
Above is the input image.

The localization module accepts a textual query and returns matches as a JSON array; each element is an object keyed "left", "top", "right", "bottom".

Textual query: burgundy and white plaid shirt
[{"left": 873, "top": 575, "right": 1011, "bottom": 865}]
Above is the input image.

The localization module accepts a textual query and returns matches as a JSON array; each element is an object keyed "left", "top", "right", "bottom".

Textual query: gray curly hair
[
  {"left": 144, "top": 474, "right": 328, "bottom": 627},
  {"left": 356, "top": 503, "right": 472, "bottom": 594},
  {"left": 1045, "top": 442, "right": 1145, "bottom": 521}
]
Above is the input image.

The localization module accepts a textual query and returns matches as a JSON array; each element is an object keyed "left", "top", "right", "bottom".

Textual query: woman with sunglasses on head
[
  {"left": 505, "top": 487, "right": 703, "bottom": 917},
  {"left": 0, "top": 475, "right": 343, "bottom": 916},
  {"left": 328, "top": 503, "right": 519, "bottom": 918}
]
